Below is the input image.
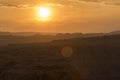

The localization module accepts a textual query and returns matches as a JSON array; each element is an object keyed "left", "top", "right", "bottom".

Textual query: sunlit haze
[{"left": 0, "top": 0, "right": 120, "bottom": 33}]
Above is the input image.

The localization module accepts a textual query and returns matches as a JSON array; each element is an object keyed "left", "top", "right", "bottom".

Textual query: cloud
[
  {"left": 45, "top": 3, "right": 64, "bottom": 7},
  {"left": 69, "top": 0, "right": 120, "bottom": 6},
  {"left": 0, "top": 0, "right": 33, "bottom": 8},
  {"left": 78, "top": 0, "right": 120, "bottom": 6},
  {"left": 104, "top": 2, "right": 120, "bottom": 6},
  {"left": 79, "top": 0, "right": 101, "bottom": 2},
  {"left": 0, "top": 0, "right": 120, "bottom": 8},
  {"left": 0, "top": 0, "right": 67, "bottom": 8},
  {"left": 0, "top": 3, "right": 30, "bottom": 8}
]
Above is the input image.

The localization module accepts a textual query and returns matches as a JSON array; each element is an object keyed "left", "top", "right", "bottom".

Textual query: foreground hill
[{"left": 0, "top": 34, "right": 120, "bottom": 80}]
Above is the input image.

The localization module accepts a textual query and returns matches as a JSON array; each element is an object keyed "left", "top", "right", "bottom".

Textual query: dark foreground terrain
[{"left": 0, "top": 35, "right": 120, "bottom": 80}]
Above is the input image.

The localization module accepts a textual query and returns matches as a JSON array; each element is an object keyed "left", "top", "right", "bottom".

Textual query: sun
[{"left": 36, "top": 7, "right": 51, "bottom": 21}]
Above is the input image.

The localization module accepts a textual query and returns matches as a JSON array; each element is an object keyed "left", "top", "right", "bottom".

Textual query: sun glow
[{"left": 36, "top": 7, "right": 52, "bottom": 21}]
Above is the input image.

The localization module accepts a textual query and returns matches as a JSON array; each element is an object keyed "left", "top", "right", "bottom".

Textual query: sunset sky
[{"left": 0, "top": 0, "right": 120, "bottom": 33}]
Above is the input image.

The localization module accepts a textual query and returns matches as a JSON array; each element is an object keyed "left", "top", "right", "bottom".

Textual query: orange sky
[{"left": 0, "top": 0, "right": 120, "bottom": 33}]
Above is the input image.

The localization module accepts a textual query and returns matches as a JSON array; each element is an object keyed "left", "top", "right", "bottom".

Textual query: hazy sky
[{"left": 0, "top": 0, "right": 120, "bottom": 33}]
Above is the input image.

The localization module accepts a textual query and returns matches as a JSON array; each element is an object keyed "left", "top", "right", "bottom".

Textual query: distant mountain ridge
[
  {"left": 0, "top": 30, "right": 120, "bottom": 46},
  {"left": 109, "top": 30, "right": 120, "bottom": 35}
]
